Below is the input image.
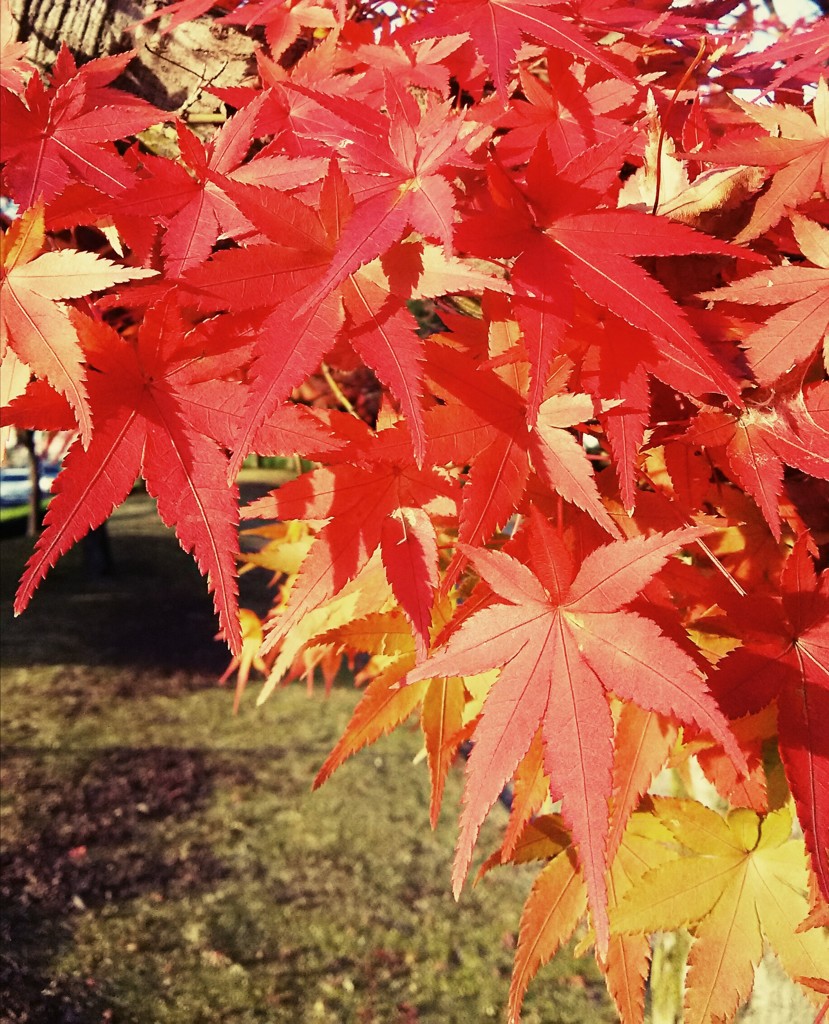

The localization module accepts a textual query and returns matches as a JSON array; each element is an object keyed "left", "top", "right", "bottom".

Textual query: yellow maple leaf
[{"left": 612, "top": 800, "right": 829, "bottom": 1024}]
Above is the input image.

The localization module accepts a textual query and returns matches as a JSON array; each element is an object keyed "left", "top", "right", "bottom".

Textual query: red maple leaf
[
  {"left": 0, "top": 46, "right": 161, "bottom": 209},
  {"left": 424, "top": 333, "right": 619, "bottom": 584},
  {"left": 564, "top": 0, "right": 746, "bottom": 47},
  {"left": 456, "top": 141, "right": 757, "bottom": 422},
  {"left": 211, "top": 42, "right": 370, "bottom": 161},
  {"left": 729, "top": 19, "right": 829, "bottom": 99},
  {"left": 170, "top": 174, "right": 348, "bottom": 470},
  {"left": 13, "top": 302, "right": 244, "bottom": 654},
  {"left": 575, "top": 315, "right": 652, "bottom": 514},
  {"left": 218, "top": 161, "right": 504, "bottom": 472},
  {"left": 138, "top": 0, "right": 234, "bottom": 33},
  {"left": 682, "top": 386, "right": 829, "bottom": 541},
  {"left": 343, "top": 36, "right": 479, "bottom": 99},
  {"left": 710, "top": 538, "right": 829, "bottom": 903},
  {"left": 141, "top": 0, "right": 342, "bottom": 58},
  {"left": 497, "top": 59, "right": 635, "bottom": 168},
  {"left": 405, "top": 510, "right": 745, "bottom": 954},
  {"left": 400, "top": 0, "right": 628, "bottom": 98},
  {"left": 221, "top": 0, "right": 341, "bottom": 60},
  {"left": 699, "top": 214, "right": 829, "bottom": 386},
  {"left": 290, "top": 75, "right": 489, "bottom": 316},
  {"left": 117, "top": 93, "right": 325, "bottom": 277},
  {"left": 179, "top": 174, "right": 334, "bottom": 312}
]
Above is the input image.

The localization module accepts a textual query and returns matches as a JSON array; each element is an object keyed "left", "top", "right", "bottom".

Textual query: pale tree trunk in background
[
  {"left": 647, "top": 941, "right": 816, "bottom": 1024},
  {"left": 7, "top": 0, "right": 257, "bottom": 114},
  {"left": 648, "top": 931, "right": 691, "bottom": 1024},
  {"left": 8, "top": 0, "right": 139, "bottom": 71},
  {"left": 739, "top": 954, "right": 818, "bottom": 1024}
]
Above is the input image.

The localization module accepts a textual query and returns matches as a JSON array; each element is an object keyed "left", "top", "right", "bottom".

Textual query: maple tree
[{"left": 2, "top": 0, "right": 828, "bottom": 1019}]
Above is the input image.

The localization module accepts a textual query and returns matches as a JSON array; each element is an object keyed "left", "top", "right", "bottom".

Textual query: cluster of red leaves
[{"left": 1, "top": 0, "right": 828, "bottom": 1019}]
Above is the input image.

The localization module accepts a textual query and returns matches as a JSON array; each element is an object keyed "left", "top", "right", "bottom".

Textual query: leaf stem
[{"left": 652, "top": 36, "right": 708, "bottom": 216}]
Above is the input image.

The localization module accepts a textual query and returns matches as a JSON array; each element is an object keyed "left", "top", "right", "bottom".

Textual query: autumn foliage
[{"left": 1, "top": 0, "right": 828, "bottom": 1019}]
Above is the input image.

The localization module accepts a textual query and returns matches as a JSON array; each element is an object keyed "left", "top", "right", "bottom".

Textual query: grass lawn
[
  {"left": 0, "top": 506, "right": 26, "bottom": 524},
  {"left": 1, "top": 478, "right": 615, "bottom": 1024}
]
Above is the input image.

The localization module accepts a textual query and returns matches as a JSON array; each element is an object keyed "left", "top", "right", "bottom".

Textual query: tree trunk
[
  {"left": 83, "top": 523, "right": 114, "bottom": 577},
  {"left": 7, "top": 0, "right": 257, "bottom": 115},
  {"left": 21, "top": 430, "right": 43, "bottom": 538}
]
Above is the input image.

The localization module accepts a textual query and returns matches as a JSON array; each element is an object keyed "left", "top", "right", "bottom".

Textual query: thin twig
[
  {"left": 694, "top": 537, "right": 747, "bottom": 597},
  {"left": 320, "top": 362, "right": 361, "bottom": 418}
]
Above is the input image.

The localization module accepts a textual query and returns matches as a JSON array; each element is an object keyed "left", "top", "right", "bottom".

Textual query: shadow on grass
[
  {"left": 0, "top": 485, "right": 272, "bottom": 1020},
  {"left": 0, "top": 746, "right": 229, "bottom": 1024},
  {"left": 0, "top": 483, "right": 278, "bottom": 675}
]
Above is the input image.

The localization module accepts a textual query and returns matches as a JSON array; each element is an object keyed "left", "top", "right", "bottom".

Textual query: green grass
[
  {"left": 0, "top": 497, "right": 52, "bottom": 524},
  {"left": 1, "top": 481, "right": 615, "bottom": 1024}
]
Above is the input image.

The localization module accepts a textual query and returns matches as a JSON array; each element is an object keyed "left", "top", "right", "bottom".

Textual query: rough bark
[{"left": 7, "top": 0, "right": 257, "bottom": 114}]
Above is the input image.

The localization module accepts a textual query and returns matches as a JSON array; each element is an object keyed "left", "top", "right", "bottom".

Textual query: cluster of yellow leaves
[
  {"left": 484, "top": 799, "right": 828, "bottom": 1024},
  {"left": 613, "top": 802, "right": 828, "bottom": 1023}
]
